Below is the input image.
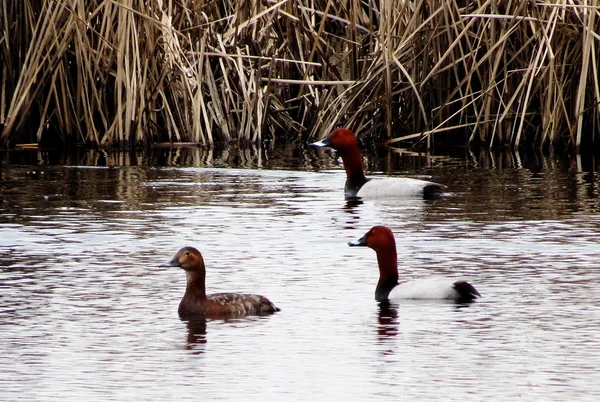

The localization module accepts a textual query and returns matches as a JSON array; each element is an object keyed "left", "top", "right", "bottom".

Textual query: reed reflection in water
[{"left": 1, "top": 145, "right": 600, "bottom": 401}]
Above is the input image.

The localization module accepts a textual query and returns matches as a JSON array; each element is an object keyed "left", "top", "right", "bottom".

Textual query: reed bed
[{"left": 1, "top": 0, "right": 599, "bottom": 149}]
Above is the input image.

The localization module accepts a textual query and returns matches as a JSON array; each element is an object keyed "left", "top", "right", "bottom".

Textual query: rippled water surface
[{"left": 1, "top": 146, "right": 600, "bottom": 401}]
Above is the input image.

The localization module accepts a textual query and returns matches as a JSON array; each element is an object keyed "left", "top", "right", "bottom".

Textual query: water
[{"left": 1, "top": 145, "right": 600, "bottom": 401}]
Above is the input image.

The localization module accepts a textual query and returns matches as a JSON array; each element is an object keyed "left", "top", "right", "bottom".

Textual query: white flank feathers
[
  {"left": 387, "top": 277, "right": 460, "bottom": 300},
  {"left": 357, "top": 177, "right": 439, "bottom": 198}
]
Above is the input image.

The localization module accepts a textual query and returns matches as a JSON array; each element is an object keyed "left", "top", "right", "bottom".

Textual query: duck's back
[
  {"left": 208, "top": 293, "right": 280, "bottom": 315},
  {"left": 357, "top": 177, "right": 444, "bottom": 199},
  {"left": 179, "top": 292, "right": 280, "bottom": 317}
]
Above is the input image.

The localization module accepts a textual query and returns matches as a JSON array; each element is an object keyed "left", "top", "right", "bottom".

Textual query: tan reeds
[{"left": 0, "top": 0, "right": 599, "bottom": 149}]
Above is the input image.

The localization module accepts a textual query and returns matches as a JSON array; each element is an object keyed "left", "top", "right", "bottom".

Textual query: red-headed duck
[
  {"left": 166, "top": 246, "right": 280, "bottom": 317},
  {"left": 311, "top": 128, "right": 445, "bottom": 199},
  {"left": 349, "top": 226, "right": 480, "bottom": 302}
]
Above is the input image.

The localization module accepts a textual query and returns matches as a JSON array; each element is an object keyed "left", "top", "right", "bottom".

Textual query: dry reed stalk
[{"left": 1, "top": 0, "right": 599, "bottom": 149}]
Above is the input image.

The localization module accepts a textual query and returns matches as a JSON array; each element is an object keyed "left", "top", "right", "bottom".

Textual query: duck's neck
[
  {"left": 340, "top": 148, "right": 369, "bottom": 198},
  {"left": 374, "top": 246, "right": 399, "bottom": 302},
  {"left": 185, "top": 270, "right": 207, "bottom": 300}
]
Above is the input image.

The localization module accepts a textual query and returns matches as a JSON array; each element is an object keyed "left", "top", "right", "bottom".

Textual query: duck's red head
[
  {"left": 322, "top": 128, "right": 359, "bottom": 152},
  {"left": 349, "top": 225, "right": 399, "bottom": 302},
  {"left": 349, "top": 226, "right": 397, "bottom": 253},
  {"left": 169, "top": 246, "right": 205, "bottom": 272},
  {"left": 311, "top": 129, "right": 367, "bottom": 198}
]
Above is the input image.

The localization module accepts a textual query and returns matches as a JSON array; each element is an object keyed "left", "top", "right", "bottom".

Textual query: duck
[
  {"left": 311, "top": 128, "right": 445, "bottom": 200},
  {"left": 348, "top": 226, "right": 480, "bottom": 302},
  {"left": 166, "top": 246, "right": 280, "bottom": 317}
]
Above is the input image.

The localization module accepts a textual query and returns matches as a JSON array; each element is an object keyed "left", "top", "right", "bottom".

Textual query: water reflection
[
  {"left": 376, "top": 302, "right": 399, "bottom": 356},
  {"left": 182, "top": 311, "right": 280, "bottom": 351},
  {"left": 3, "top": 143, "right": 600, "bottom": 221},
  {"left": 1, "top": 142, "right": 597, "bottom": 172},
  {"left": 184, "top": 317, "right": 207, "bottom": 352},
  {"left": 2, "top": 142, "right": 322, "bottom": 170}
]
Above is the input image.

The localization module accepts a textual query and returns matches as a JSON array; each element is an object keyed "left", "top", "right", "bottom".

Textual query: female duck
[
  {"left": 349, "top": 226, "right": 480, "bottom": 302},
  {"left": 166, "top": 246, "right": 280, "bottom": 317},
  {"left": 311, "top": 128, "right": 445, "bottom": 200}
]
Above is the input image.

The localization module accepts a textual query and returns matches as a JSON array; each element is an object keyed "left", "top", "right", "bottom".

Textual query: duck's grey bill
[
  {"left": 348, "top": 235, "right": 368, "bottom": 247},
  {"left": 310, "top": 139, "right": 329, "bottom": 148}
]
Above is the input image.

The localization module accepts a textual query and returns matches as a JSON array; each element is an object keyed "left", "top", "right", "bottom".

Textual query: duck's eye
[{"left": 185, "top": 252, "right": 190, "bottom": 256}]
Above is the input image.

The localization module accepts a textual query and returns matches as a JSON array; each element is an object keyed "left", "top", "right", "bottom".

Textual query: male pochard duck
[
  {"left": 349, "top": 226, "right": 480, "bottom": 302},
  {"left": 166, "top": 246, "right": 280, "bottom": 317},
  {"left": 311, "top": 128, "right": 445, "bottom": 199}
]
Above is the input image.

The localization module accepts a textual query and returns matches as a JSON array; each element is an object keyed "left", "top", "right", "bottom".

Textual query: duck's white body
[
  {"left": 388, "top": 277, "right": 462, "bottom": 300},
  {"left": 357, "top": 177, "right": 441, "bottom": 199}
]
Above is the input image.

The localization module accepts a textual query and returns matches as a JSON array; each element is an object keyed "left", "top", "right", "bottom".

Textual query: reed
[{"left": 1, "top": 0, "right": 599, "bottom": 150}]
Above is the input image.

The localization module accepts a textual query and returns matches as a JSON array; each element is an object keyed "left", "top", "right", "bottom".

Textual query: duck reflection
[
  {"left": 183, "top": 316, "right": 208, "bottom": 352},
  {"left": 338, "top": 199, "right": 363, "bottom": 229},
  {"left": 344, "top": 199, "right": 364, "bottom": 209},
  {"left": 376, "top": 301, "right": 399, "bottom": 356},
  {"left": 182, "top": 311, "right": 279, "bottom": 353}
]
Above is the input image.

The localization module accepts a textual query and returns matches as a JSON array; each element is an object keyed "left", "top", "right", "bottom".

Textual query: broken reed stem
[{"left": 0, "top": 0, "right": 599, "bottom": 149}]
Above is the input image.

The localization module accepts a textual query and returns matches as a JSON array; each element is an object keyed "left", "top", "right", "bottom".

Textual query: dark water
[{"left": 1, "top": 145, "right": 600, "bottom": 401}]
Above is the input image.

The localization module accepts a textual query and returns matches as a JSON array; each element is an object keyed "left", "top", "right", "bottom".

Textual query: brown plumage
[{"left": 167, "top": 246, "right": 280, "bottom": 318}]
